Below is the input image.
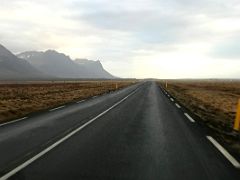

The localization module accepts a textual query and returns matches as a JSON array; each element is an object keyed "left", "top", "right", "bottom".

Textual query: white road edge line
[
  {"left": 49, "top": 106, "right": 65, "bottom": 112},
  {"left": 206, "top": 136, "right": 240, "bottom": 168},
  {"left": 175, "top": 103, "right": 181, "bottom": 108},
  {"left": 0, "top": 117, "right": 27, "bottom": 127},
  {"left": 170, "top": 98, "right": 174, "bottom": 102},
  {"left": 0, "top": 88, "right": 139, "bottom": 180},
  {"left": 184, "top": 113, "right": 195, "bottom": 123},
  {"left": 76, "top": 100, "right": 85, "bottom": 104}
]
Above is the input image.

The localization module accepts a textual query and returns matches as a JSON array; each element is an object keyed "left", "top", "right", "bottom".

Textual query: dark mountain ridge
[
  {"left": 0, "top": 44, "right": 48, "bottom": 80},
  {"left": 18, "top": 50, "right": 115, "bottom": 79}
]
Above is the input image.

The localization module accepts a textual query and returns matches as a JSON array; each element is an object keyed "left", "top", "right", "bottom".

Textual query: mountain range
[
  {"left": 0, "top": 44, "right": 48, "bottom": 80},
  {"left": 0, "top": 44, "right": 115, "bottom": 80}
]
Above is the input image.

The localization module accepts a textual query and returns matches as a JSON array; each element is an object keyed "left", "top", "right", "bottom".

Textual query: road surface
[{"left": 0, "top": 81, "right": 239, "bottom": 180}]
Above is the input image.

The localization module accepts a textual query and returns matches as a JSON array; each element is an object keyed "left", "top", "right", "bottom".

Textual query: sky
[{"left": 0, "top": 0, "right": 240, "bottom": 78}]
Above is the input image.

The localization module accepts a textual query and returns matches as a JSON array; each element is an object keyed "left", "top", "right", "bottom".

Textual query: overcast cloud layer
[{"left": 0, "top": 0, "right": 240, "bottom": 78}]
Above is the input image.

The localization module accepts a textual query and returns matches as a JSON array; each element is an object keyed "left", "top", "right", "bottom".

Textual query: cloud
[
  {"left": 210, "top": 35, "right": 240, "bottom": 59},
  {"left": 0, "top": 0, "right": 240, "bottom": 78},
  {"left": 70, "top": 1, "right": 215, "bottom": 45}
]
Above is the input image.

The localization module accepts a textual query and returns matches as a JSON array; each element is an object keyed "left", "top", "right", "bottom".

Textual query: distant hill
[
  {"left": 18, "top": 51, "right": 115, "bottom": 79},
  {"left": 0, "top": 44, "right": 48, "bottom": 80}
]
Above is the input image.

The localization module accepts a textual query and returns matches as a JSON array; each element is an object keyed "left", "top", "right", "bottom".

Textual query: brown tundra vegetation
[
  {"left": 0, "top": 80, "right": 136, "bottom": 124},
  {"left": 158, "top": 80, "right": 240, "bottom": 154}
]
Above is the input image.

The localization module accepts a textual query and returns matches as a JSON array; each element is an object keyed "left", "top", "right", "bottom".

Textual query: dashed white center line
[
  {"left": 206, "top": 136, "right": 240, "bottom": 168},
  {"left": 184, "top": 113, "right": 195, "bottom": 123},
  {"left": 170, "top": 98, "right": 174, "bottom": 102},
  {"left": 76, "top": 100, "right": 85, "bottom": 104},
  {"left": 167, "top": 94, "right": 170, "bottom": 97},
  {"left": 175, "top": 103, "right": 181, "bottom": 108},
  {"left": 0, "top": 117, "right": 28, "bottom": 127},
  {"left": 49, "top": 106, "right": 65, "bottom": 112}
]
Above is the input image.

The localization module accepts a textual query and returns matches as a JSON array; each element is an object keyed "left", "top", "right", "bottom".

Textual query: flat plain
[
  {"left": 0, "top": 80, "right": 136, "bottom": 124},
  {"left": 158, "top": 80, "right": 240, "bottom": 154}
]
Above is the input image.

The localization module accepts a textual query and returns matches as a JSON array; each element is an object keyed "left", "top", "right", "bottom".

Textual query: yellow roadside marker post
[
  {"left": 115, "top": 83, "right": 118, "bottom": 90},
  {"left": 233, "top": 99, "right": 240, "bottom": 131},
  {"left": 165, "top": 81, "right": 168, "bottom": 89}
]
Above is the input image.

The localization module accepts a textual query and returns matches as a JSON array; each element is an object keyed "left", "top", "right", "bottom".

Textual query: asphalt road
[{"left": 0, "top": 81, "right": 239, "bottom": 180}]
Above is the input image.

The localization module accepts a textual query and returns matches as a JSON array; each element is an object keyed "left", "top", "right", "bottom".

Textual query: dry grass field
[
  {"left": 158, "top": 80, "right": 240, "bottom": 152},
  {"left": 0, "top": 80, "right": 136, "bottom": 124}
]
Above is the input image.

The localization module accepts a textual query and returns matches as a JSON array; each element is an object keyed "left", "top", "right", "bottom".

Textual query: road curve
[{"left": 0, "top": 81, "right": 240, "bottom": 180}]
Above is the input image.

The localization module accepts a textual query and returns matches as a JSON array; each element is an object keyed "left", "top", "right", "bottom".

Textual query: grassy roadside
[
  {"left": 157, "top": 80, "right": 240, "bottom": 154},
  {"left": 0, "top": 80, "right": 137, "bottom": 124}
]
